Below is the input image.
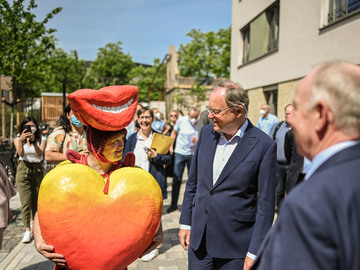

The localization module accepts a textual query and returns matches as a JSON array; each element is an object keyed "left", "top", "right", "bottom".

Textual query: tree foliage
[
  {"left": 35, "top": 48, "right": 87, "bottom": 94},
  {"left": 178, "top": 27, "right": 231, "bottom": 79},
  {"left": 84, "top": 42, "right": 135, "bottom": 89},
  {"left": 129, "top": 58, "right": 166, "bottom": 103},
  {"left": 0, "top": 0, "right": 231, "bottom": 108},
  {"left": 0, "top": 0, "right": 62, "bottom": 99}
]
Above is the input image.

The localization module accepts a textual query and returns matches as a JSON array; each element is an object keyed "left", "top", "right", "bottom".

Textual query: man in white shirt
[{"left": 179, "top": 80, "right": 277, "bottom": 270}]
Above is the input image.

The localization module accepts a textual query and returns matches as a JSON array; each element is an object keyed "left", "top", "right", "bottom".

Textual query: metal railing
[{"left": 328, "top": 0, "right": 360, "bottom": 23}]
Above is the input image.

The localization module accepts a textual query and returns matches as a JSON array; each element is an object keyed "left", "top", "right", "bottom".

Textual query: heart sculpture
[{"left": 38, "top": 163, "right": 163, "bottom": 270}]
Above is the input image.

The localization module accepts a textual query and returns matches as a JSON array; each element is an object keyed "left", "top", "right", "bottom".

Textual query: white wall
[{"left": 231, "top": 0, "right": 360, "bottom": 89}]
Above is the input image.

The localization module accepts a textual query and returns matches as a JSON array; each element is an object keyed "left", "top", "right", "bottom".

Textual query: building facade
[
  {"left": 165, "top": 45, "right": 222, "bottom": 115},
  {"left": 231, "top": 0, "right": 360, "bottom": 123}
]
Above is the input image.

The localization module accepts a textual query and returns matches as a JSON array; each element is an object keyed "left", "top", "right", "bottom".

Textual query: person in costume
[{"left": 33, "top": 85, "right": 163, "bottom": 269}]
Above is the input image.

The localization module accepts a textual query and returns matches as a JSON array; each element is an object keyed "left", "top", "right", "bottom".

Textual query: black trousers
[{"left": 188, "top": 230, "right": 245, "bottom": 270}]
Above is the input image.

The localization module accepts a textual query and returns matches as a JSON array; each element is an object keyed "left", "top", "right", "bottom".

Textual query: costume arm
[
  {"left": 33, "top": 212, "right": 66, "bottom": 267},
  {"left": 248, "top": 141, "right": 277, "bottom": 255}
]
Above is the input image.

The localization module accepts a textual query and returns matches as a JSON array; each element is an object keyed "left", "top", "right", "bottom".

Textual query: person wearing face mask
[
  {"left": 14, "top": 116, "right": 47, "bottom": 243},
  {"left": 44, "top": 104, "right": 88, "bottom": 173},
  {"left": 151, "top": 108, "right": 165, "bottom": 133},
  {"left": 257, "top": 104, "right": 279, "bottom": 135},
  {"left": 167, "top": 107, "right": 199, "bottom": 213}
]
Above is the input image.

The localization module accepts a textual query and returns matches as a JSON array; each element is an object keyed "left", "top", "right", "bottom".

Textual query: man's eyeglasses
[
  {"left": 206, "top": 106, "right": 230, "bottom": 115},
  {"left": 139, "top": 116, "right": 152, "bottom": 120}
]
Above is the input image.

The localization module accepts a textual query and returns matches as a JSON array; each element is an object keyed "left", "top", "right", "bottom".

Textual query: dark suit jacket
[
  {"left": 179, "top": 120, "right": 277, "bottom": 258},
  {"left": 124, "top": 130, "right": 172, "bottom": 199},
  {"left": 252, "top": 143, "right": 360, "bottom": 270},
  {"left": 284, "top": 129, "right": 304, "bottom": 193}
]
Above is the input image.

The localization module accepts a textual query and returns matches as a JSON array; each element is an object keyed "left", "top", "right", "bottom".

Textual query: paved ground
[{"left": 0, "top": 175, "right": 188, "bottom": 270}]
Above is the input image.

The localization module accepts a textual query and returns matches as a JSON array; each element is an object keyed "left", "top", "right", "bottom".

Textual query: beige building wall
[
  {"left": 231, "top": 0, "right": 360, "bottom": 119},
  {"left": 247, "top": 87, "right": 265, "bottom": 124},
  {"left": 247, "top": 79, "right": 300, "bottom": 124},
  {"left": 277, "top": 79, "right": 300, "bottom": 119}
]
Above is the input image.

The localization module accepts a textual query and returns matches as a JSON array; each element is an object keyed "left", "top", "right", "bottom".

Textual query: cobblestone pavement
[
  {"left": 1, "top": 190, "right": 23, "bottom": 262},
  {"left": 0, "top": 175, "right": 189, "bottom": 270}
]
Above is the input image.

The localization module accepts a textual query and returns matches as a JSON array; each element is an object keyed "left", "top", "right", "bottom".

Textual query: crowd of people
[{"left": 0, "top": 60, "right": 359, "bottom": 270}]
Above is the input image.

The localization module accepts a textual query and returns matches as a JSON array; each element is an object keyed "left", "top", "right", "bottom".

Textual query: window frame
[
  {"left": 328, "top": 0, "right": 360, "bottom": 23},
  {"left": 239, "top": 1, "right": 280, "bottom": 66}
]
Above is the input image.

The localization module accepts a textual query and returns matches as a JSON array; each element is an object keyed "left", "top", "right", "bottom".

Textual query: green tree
[
  {"left": 84, "top": 41, "right": 135, "bottom": 89},
  {"left": 129, "top": 58, "right": 166, "bottom": 103},
  {"left": 34, "top": 48, "right": 87, "bottom": 94},
  {"left": 178, "top": 27, "right": 231, "bottom": 79},
  {"left": 190, "top": 84, "right": 207, "bottom": 106},
  {"left": 0, "top": 0, "right": 62, "bottom": 100}
]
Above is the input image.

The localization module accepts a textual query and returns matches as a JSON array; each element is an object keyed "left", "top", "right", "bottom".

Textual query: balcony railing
[{"left": 328, "top": 0, "right": 360, "bottom": 23}]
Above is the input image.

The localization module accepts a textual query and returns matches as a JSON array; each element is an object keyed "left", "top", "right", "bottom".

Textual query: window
[
  {"left": 328, "top": 0, "right": 360, "bottom": 23},
  {"left": 263, "top": 84, "right": 278, "bottom": 116},
  {"left": 241, "top": 2, "right": 279, "bottom": 64}
]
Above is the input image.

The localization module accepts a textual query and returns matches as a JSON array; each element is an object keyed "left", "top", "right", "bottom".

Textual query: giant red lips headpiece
[{"left": 67, "top": 85, "right": 139, "bottom": 131}]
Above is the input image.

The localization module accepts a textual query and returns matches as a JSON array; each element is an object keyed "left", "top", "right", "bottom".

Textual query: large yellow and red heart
[{"left": 38, "top": 164, "right": 162, "bottom": 270}]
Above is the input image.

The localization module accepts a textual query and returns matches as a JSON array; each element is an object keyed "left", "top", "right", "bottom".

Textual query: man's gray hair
[
  {"left": 188, "top": 107, "right": 199, "bottom": 113},
  {"left": 309, "top": 62, "right": 360, "bottom": 135},
  {"left": 212, "top": 80, "right": 249, "bottom": 116}
]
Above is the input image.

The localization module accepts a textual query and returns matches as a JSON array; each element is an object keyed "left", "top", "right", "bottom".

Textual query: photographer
[{"left": 14, "top": 116, "right": 47, "bottom": 243}]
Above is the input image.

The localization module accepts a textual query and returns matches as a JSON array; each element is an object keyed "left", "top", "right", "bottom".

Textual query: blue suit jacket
[
  {"left": 253, "top": 143, "right": 360, "bottom": 270},
  {"left": 179, "top": 120, "right": 277, "bottom": 258},
  {"left": 124, "top": 130, "right": 172, "bottom": 199}
]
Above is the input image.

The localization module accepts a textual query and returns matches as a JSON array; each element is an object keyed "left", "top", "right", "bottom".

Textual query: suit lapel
[{"left": 212, "top": 123, "right": 259, "bottom": 190}]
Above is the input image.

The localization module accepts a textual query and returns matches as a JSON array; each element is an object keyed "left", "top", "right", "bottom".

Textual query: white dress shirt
[
  {"left": 133, "top": 131, "right": 153, "bottom": 171},
  {"left": 212, "top": 120, "right": 248, "bottom": 185}
]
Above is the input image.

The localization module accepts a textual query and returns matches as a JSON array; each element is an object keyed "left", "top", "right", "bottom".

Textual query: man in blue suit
[
  {"left": 252, "top": 61, "right": 360, "bottom": 270},
  {"left": 179, "top": 80, "right": 277, "bottom": 270}
]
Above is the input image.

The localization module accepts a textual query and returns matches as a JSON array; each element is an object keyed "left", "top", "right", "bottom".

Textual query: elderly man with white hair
[{"left": 253, "top": 61, "right": 360, "bottom": 270}]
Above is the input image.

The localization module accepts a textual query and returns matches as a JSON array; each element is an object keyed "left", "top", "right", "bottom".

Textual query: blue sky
[{"left": 32, "top": 0, "right": 232, "bottom": 65}]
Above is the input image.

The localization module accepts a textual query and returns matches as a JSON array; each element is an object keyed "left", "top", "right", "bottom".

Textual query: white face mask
[
  {"left": 155, "top": 112, "right": 161, "bottom": 119},
  {"left": 260, "top": 109, "right": 266, "bottom": 116},
  {"left": 189, "top": 117, "right": 197, "bottom": 125},
  {"left": 31, "top": 126, "right": 37, "bottom": 134}
]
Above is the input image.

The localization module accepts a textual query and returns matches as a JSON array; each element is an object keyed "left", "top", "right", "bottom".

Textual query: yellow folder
[{"left": 150, "top": 133, "right": 174, "bottom": 155}]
